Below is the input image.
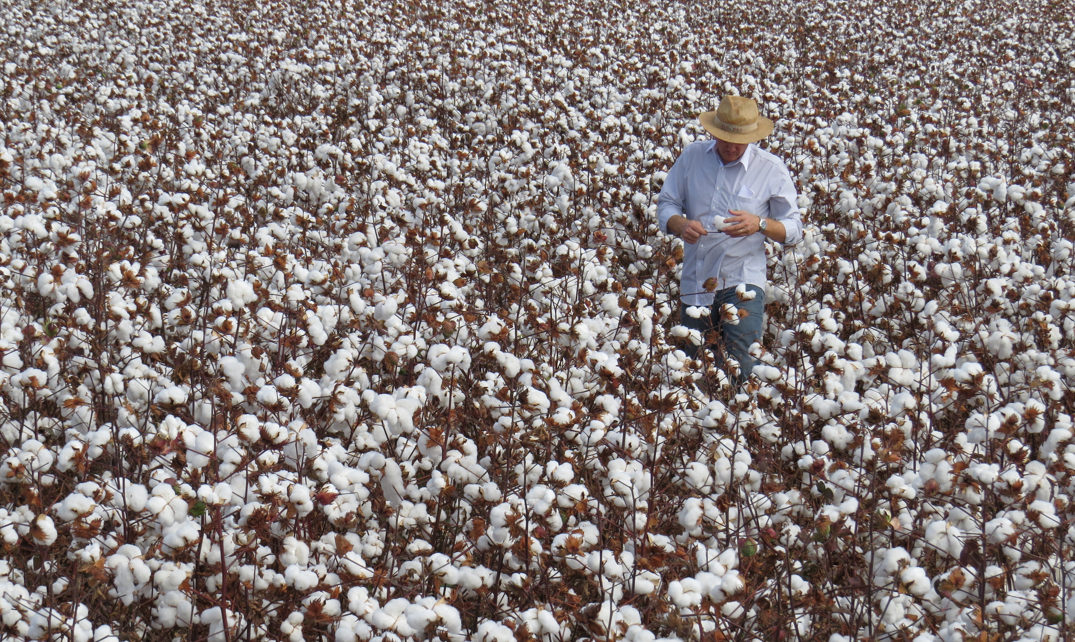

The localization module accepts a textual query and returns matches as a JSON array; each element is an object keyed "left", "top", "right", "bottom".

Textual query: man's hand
[
  {"left": 723, "top": 209, "right": 788, "bottom": 242},
  {"left": 722, "top": 210, "right": 761, "bottom": 237},
  {"left": 668, "top": 215, "right": 708, "bottom": 244}
]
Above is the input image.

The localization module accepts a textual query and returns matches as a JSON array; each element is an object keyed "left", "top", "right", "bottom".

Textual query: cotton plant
[{"left": 2, "top": 0, "right": 1075, "bottom": 639}]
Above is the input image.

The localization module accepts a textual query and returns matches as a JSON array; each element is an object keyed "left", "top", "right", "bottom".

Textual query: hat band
[{"left": 715, "top": 116, "right": 758, "bottom": 135}]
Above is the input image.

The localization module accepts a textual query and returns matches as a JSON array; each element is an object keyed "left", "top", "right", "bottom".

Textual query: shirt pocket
[{"left": 725, "top": 194, "right": 769, "bottom": 219}]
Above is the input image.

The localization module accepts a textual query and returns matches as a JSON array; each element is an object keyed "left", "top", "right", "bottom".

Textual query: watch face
[{"left": 759, "top": 218, "right": 767, "bottom": 231}]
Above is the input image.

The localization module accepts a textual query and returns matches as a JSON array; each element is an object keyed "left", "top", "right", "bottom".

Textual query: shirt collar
[{"left": 707, "top": 142, "right": 753, "bottom": 170}]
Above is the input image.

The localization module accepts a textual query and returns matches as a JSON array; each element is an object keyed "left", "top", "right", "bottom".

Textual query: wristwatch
[{"left": 758, "top": 217, "right": 768, "bottom": 232}]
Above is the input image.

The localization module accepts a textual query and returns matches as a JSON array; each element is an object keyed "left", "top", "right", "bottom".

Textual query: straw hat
[{"left": 699, "top": 96, "right": 774, "bottom": 144}]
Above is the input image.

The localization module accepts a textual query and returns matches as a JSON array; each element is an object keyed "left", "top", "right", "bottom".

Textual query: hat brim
[{"left": 699, "top": 111, "right": 774, "bottom": 144}]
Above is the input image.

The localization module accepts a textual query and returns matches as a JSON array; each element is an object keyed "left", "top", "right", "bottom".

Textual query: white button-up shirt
[{"left": 657, "top": 142, "right": 803, "bottom": 306}]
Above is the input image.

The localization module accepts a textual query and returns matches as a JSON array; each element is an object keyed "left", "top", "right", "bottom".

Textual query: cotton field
[{"left": 1, "top": 0, "right": 1074, "bottom": 640}]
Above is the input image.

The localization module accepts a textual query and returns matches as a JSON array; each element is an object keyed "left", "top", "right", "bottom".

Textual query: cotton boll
[
  {"left": 821, "top": 422, "right": 853, "bottom": 450},
  {"left": 900, "top": 567, "right": 931, "bottom": 596},
  {"left": 373, "top": 298, "right": 398, "bottom": 321},
  {"left": 284, "top": 566, "right": 319, "bottom": 592},
  {"left": 632, "top": 570, "right": 661, "bottom": 595},
  {"left": 889, "top": 391, "right": 916, "bottom": 416},
  {"left": 106, "top": 546, "right": 154, "bottom": 605},
  {"left": 293, "top": 379, "right": 319, "bottom": 408},
  {"left": 380, "top": 459, "right": 406, "bottom": 507},
  {"left": 161, "top": 522, "right": 201, "bottom": 553},
  {"left": 236, "top": 414, "right": 261, "bottom": 443},
  {"left": 404, "top": 603, "right": 438, "bottom": 634},
  {"left": 288, "top": 485, "right": 314, "bottom": 517},
  {"left": 202, "top": 607, "right": 243, "bottom": 642},
  {"left": 183, "top": 429, "right": 216, "bottom": 469},
  {"left": 474, "top": 620, "right": 515, "bottom": 642},
  {"left": 735, "top": 283, "right": 757, "bottom": 301},
  {"left": 226, "top": 280, "right": 258, "bottom": 308},
  {"left": 55, "top": 492, "right": 96, "bottom": 522},
  {"left": 30, "top": 514, "right": 57, "bottom": 546},
  {"left": 154, "top": 385, "right": 189, "bottom": 406},
  {"left": 1030, "top": 500, "right": 1061, "bottom": 529},
  {"left": 720, "top": 571, "right": 744, "bottom": 594},
  {"left": 667, "top": 580, "right": 702, "bottom": 608},
  {"left": 546, "top": 460, "right": 575, "bottom": 484},
  {"left": 369, "top": 598, "right": 416, "bottom": 637},
  {"left": 969, "top": 463, "right": 1000, "bottom": 485},
  {"left": 680, "top": 462, "right": 712, "bottom": 492},
  {"left": 924, "top": 520, "right": 963, "bottom": 558},
  {"left": 121, "top": 484, "right": 149, "bottom": 512}
]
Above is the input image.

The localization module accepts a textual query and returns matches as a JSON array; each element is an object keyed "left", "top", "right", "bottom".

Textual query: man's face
[{"left": 715, "top": 138, "right": 748, "bottom": 164}]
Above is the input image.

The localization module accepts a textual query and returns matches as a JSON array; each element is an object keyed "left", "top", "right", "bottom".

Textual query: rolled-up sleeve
[
  {"left": 656, "top": 152, "right": 690, "bottom": 234},
  {"left": 768, "top": 167, "right": 803, "bottom": 245}
]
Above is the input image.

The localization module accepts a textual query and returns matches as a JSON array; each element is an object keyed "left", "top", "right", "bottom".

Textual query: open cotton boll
[
  {"left": 874, "top": 547, "right": 911, "bottom": 576},
  {"left": 368, "top": 597, "right": 416, "bottom": 637},
  {"left": 106, "top": 546, "right": 153, "bottom": 605},
  {"left": 734, "top": 283, "right": 757, "bottom": 300},
  {"left": 161, "top": 522, "right": 201, "bottom": 554},
  {"left": 680, "top": 462, "right": 712, "bottom": 492},
  {"left": 525, "top": 485, "right": 556, "bottom": 515},
  {"left": 373, "top": 297, "right": 397, "bottom": 321},
  {"left": 288, "top": 485, "right": 314, "bottom": 517},
  {"left": 684, "top": 305, "right": 708, "bottom": 319},
  {"left": 474, "top": 620, "right": 515, "bottom": 642},
  {"left": 900, "top": 567, "right": 931, "bottom": 596},
  {"left": 116, "top": 483, "right": 149, "bottom": 512},
  {"left": 226, "top": 280, "right": 258, "bottom": 308},
  {"left": 380, "top": 459, "right": 406, "bottom": 507},
  {"left": 54, "top": 492, "right": 96, "bottom": 522},
  {"left": 667, "top": 580, "right": 702, "bottom": 608},
  {"left": 29, "top": 514, "right": 58, "bottom": 546},
  {"left": 924, "top": 520, "right": 963, "bottom": 558},
  {"left": 428, "top": 343, "right": 472, "bottom": 372},
  {"left": 201, "top": 607, "right": 243, "bottom": 642},
  {"left": 984, "top": 517, "right": 1016, "bottom": 544},
  {"left": 888, "top": 391, "right": 916, "bottom": 416},
  {"left": 182, "top": 428, "right": 216, "bottom": 470},
  {"left": 154, "top": 386, "right": 189, "bottom": 406},
  {"left": 296, "top": 378, "right": 321, "bottom": 408},
  {"left": 1029, "top": 500, "right": 1061, "bottom": 529},
  {"left": 719, "top": 570, "right": 744, "bottom": 594}
]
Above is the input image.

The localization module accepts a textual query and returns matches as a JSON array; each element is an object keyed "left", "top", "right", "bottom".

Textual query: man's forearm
[
  {"left": 667, "top": 215, "right": 689, "bottom": 236},
  {"left": 761, "top": 218, "right": 787, "bottom": 244}
]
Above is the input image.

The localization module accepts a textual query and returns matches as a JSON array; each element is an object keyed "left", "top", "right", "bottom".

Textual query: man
[{"left": 657, "top": 95, "right": 802, "bottom": 387}]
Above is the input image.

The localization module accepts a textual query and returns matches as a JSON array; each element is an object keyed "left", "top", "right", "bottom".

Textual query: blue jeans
[{"left": 679, "top": 285, "right": 765, "bottom": 387}]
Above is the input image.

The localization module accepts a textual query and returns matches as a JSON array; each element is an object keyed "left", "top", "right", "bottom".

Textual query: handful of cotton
[{"left": 704, "top": 214, "right": 730, "bottom": 232}]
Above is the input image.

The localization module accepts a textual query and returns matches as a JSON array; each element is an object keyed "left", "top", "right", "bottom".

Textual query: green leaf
[{"left": 189, "top": 500, "right": 207, "bottom": 517}]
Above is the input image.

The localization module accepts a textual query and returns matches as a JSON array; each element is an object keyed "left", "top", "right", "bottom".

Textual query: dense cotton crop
[{"left": 1, "top": 0, "right": 1074, "bottom": 640}]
